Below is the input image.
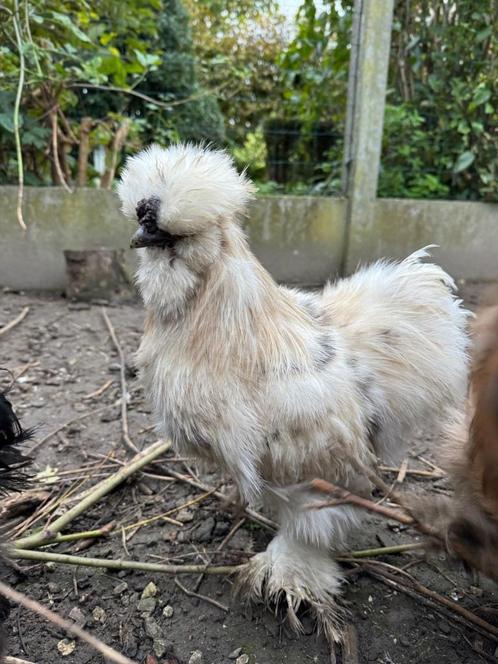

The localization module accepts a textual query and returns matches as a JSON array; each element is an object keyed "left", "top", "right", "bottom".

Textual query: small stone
[
  {"left": 108, "top": 363, "right": 121, "bottom": 372},
  {"left": 228, "top": 648, "right": 242, "bottom": 659},
  {"left": 163, "top": 605, "right": 174, "bottom": 618},
  {"left": 68, "top": 606, "right": 86, "bottom": 626},
  {"left": 101, "top": 411, "right": 119, "bottom": 423},
  {"left": 214, "top": 521, "right": 230, "bottom": 537},
  {"left": 137, "top": 597, "right": 157, "bottom": 614},
  {"left": 57, "top": 639, "right": 76, "bottom": 656},
  {"left": 192, "top": 517, "right": 215, "bottom": 543},
  {"left": 142, "top": 582, "right": 158, "bottom": 599},
  {"left": 47, "top": 582, "right": 59, "bottom": 593},
  {"left": 177, "top": 530, "right": 190, "bottom": 543},
  {"left": 188, "top": 651, "right": 203, "bottom": 664},
  {"left": 176, "top": 509, "right": 194, "bottom": 523},
  {"left": 235, "top": 656, "right": 249, "bottom": 664},
  {"left": 439, "top": 620, "right": 451, "bottom": 634},
  {"left": 113, "top": 581, "right": 128, "bottom": 595},
  {"left": 92, "top": 606, "right": 106, "bottom": 623},
  {"left": 145, "top": 618, "right": 161, "bottom": 639},
  {"left": 153, "top": 639, "right": 173, "bottom": 659}
]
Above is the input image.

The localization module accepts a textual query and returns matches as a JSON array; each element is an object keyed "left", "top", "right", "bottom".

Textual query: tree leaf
[
  {"left": 453, "top": 151, "right": 475, "bottom": 173},
  {"left": 0, "top": 113, "right": 15, "bottom": 132},
  {"left": 48, "top": 11, "right": 92, "bottom": 43}
]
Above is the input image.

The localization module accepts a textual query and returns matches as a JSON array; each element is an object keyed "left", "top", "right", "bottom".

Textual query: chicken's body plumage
[{"left": 118, "top": 144, "right": 469, "bottom": 641}]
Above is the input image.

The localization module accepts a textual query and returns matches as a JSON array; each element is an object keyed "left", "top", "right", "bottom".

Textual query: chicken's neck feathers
[{"left": 140, "top": 225, "right": 318, "bottom": 377}]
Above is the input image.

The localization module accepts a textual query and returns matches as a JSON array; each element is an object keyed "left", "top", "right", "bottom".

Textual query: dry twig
[
  {"left": 101, "top": 308, "right": 138, "bottom": 453},
  {"left": 357, "top": 562, "right": 498, "bottom": 643},
  {"left": 379, "top": 465, "right": 444, "bottom": 479},
  {"left": 0, "top": 306, "right": 29, "bottom": 337},
  {"left": 15, "top": 439, "right": 171, "bottom": 549},
  {"left": 0, "top": 580, "right": 136, "bottom": 664},
  {"left": 82, "top": 378, "right": 114, "bottom": 401},
  {"left": 11, "top": 549, "right": 242, "bottom": 576},
  {"left": 174, "top": 577, "right": 229, "bottom": 612}
]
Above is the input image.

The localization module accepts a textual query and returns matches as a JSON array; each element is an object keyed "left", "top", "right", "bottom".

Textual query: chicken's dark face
[{"left": 130, "top": 197, "right": 182, "bottom": 250}]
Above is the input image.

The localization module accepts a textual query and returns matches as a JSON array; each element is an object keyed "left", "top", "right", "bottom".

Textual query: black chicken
[{"left": 0, "top": 379, "right": 33, "bottom": 660}]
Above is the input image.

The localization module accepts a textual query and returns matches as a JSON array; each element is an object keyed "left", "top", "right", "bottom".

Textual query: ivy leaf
[
  {"left": 473, "top": 87, "right": 491, "bottom": 106},
  {"left": 453, "top": 151, "right": 475, "bottom": 173},
  {"left": 476, "top": 26, "right": 492, "bottom": 42},
  {"left": 0, "top": 113, "right": 15, "bottom": 132},
  {"left": 48, "top": 12, "right": 92, "bottom": 43}
]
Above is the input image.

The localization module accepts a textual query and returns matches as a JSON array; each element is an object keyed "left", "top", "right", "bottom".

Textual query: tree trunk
[
  {"left": 64, "top": 250, "right": 134, "bottom": 301},
  {"left": 77, "top": 117, "right": 93, "bottom": 187},
  {"left": 101, "top": 119, "right": 131, "bottom": 189}
]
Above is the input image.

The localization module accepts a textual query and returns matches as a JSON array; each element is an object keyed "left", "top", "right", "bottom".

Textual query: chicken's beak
[{"left": 130, "top": 226, "right": 176, "bottom": 249}]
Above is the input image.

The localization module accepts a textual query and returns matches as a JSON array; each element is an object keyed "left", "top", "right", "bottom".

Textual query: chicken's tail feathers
[{"left": 405, "top": 244, "right": 439, "bottom": 262}]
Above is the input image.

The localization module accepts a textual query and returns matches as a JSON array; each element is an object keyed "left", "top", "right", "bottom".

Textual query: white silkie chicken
[{"left": 117, "top": 144, "right": 469, "bottom": 641}]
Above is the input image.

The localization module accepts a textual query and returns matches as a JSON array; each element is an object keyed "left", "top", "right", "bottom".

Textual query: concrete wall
[{"left": 0, "top": 186, "right": 496, "bottom": 290}]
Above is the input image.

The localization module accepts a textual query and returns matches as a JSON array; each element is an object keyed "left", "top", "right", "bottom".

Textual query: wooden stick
[
  {"left": 341, "top": 624, "right": 359, "bottom": 664},
  {"left": 14, "top": 439, "right": 171, "bottom": 549},
  {"left": 0, "top": 307, "right": 29, "bottom": 337},
  {"left": 379, "top": 465, "right": 444, "bottom": 478},
  {"left": 0, "top": 580, "right": 136, "bottom": 664},
  {"left": 4, "top": 657, "right": 37, "bottom": 664},
  {"left": 101, "top": 308, "right": 138, "bottom": 454},
  {"left": 309, "top": 478, "right": 442, "bottom": 541},
  {"left": 174, "top": 577, "right": 229, "bottom": 612},
  {"left": 338, "top": 542, "right": 425, "bottom": 559},
  {"left": 82, "top": 378, "right": 114, "bottom": 401},
  {"left": 310, "top": 479, "right": 415, "bottom": 525},
  {"left": 11, "top": 549, "right": 242, "bottom": 575},
  {"left": 359, "top": 562, "right": 498, "bottom": 642},
  {"left": 34, "top": 522, "right": 115, "bottom": 546}
]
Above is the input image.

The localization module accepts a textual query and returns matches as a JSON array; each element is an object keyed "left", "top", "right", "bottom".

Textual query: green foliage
[
  {"left": 136, "top": 0, "right": 225, "bottom": 146},
  {"left": 0, "top": 0, "right": 223, "bottom": 186},
  {"left": 232, "top": 128, "right": 268, "bottom": 180},
  {"left": 378, "top": 105, "right": 450, "bottom": 199},
  {"left": 279, "top": 0, "right": 352, "bottom": 126},
  {"left": 385, "top": 0, "right": 497, "bottom": 201},
  {"left": 272, "top": 0, "right": 496, "bottom": 200},
  {"left": 185, "top": 0, "right": 286, "bottom": 145}
]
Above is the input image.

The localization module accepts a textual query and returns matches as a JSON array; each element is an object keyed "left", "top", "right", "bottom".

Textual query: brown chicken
[{"left": 411, "top": 298, "right": 498, "bottom": 579}]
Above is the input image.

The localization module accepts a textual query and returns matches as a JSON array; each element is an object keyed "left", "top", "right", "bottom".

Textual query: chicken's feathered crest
[{"left": 117, "top": 143, "right": 255, "bottom": 234}]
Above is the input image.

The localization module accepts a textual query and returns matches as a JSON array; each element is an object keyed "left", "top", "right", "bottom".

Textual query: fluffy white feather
[{"left": 118, "top": 143, "right": 470, "bottom": 641}]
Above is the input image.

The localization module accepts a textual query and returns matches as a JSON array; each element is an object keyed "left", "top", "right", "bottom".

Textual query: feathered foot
[{"left": 235, "top": 534, "right": 345, "bottom": 643}]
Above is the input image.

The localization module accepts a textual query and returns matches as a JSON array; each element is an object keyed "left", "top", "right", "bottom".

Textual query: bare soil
[{"left": 1, "top": 281, "right": 497, "bottom": 664}]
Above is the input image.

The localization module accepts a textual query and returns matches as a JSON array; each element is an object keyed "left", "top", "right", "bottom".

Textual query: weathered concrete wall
[
  {"left": 0, "top": 186, "right": 496, "bottom": 290},
  {"left": 0, "top": 187, "right": 346, "bottom": 290},
  {"left": 348, "top": 198, "right": 498, "bottom": 281}
]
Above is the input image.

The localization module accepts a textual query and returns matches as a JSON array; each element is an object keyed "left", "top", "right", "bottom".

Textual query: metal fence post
[{"left": 340, "top": 0, "right": 395, "bottom": 275}]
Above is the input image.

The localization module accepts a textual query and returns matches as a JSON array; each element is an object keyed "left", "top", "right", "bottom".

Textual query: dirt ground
[{"left": 1, "top": 281, "right": 497, "bottom": 664}]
